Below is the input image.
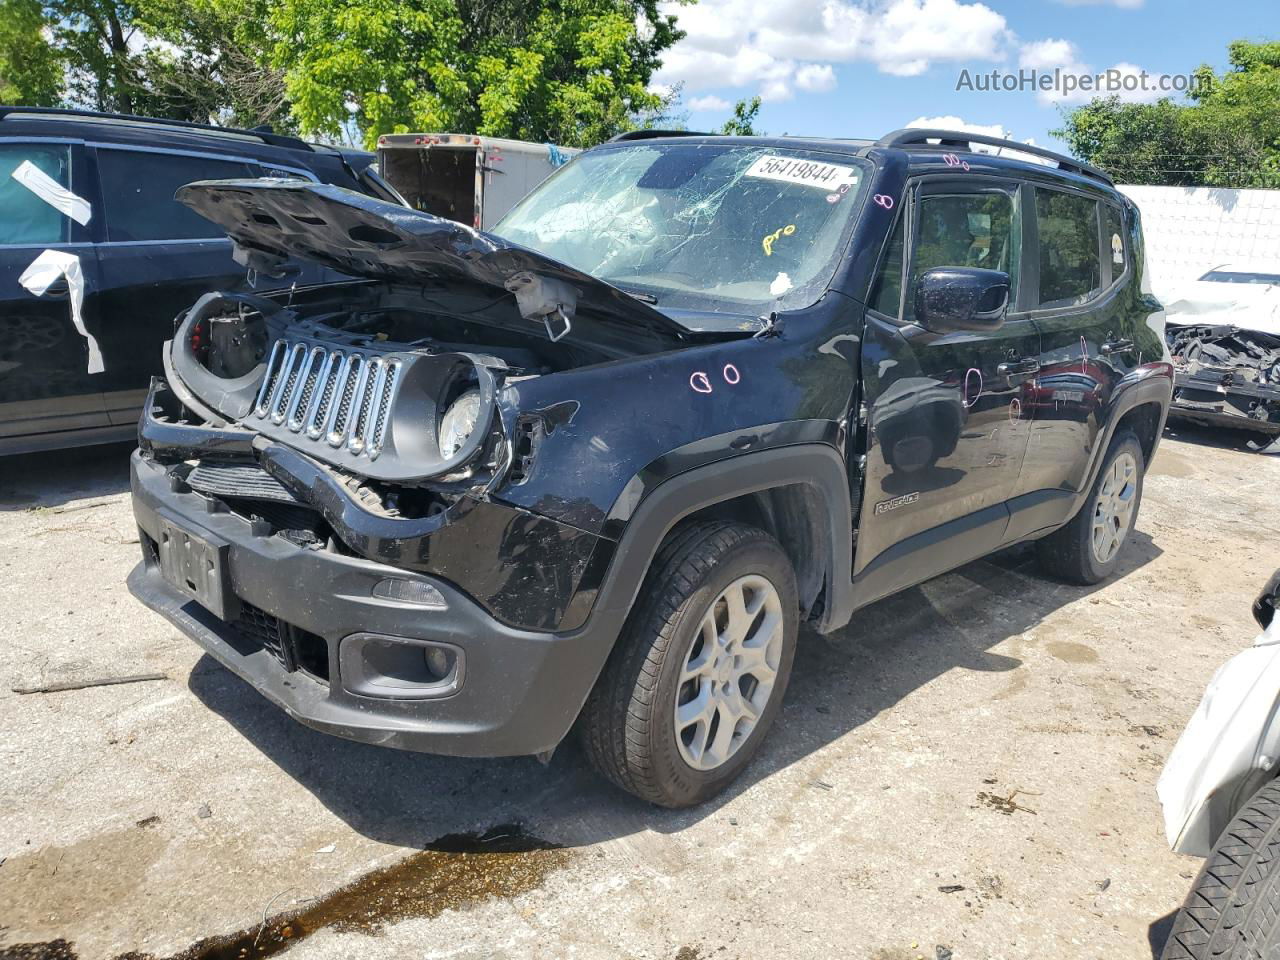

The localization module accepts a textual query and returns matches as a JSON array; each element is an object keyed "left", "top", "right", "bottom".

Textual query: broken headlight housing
[{"left": 438, "top": 389, "right": 482, "bottom": 460}]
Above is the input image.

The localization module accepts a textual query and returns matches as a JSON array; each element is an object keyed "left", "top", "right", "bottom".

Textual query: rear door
[
  {"left": 854, "top": 174, "right": 1040, "bottom": 599},
  {"left": 87, "top": 145, "right": 329, "bottom": 427},
  {"left": 1007, "top": 184, "right": 1136, "bottom": 539},
  {"left": 0, "top": 138, "right": 110, "bottom": 443}
]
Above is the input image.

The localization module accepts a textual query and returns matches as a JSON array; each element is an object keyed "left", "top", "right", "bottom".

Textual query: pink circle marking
[
  {"left": 690, "top": 371, "right": 713, "bottom": 394},
  {"left": 723, "top": 363, "right": 741, "bottom": 385},
  {"left": 873, "top": 194, "right": 895, "bottom": 210},
  {"left": 963, "top": 367, "right": 982, "bottom": 408}
]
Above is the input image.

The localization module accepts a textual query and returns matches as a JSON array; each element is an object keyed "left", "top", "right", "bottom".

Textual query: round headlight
[{"left": 438, "top": 389, "right": 482, "bottom": 459}]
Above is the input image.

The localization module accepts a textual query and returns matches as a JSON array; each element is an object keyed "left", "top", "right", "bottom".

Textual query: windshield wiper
[{"left": 613, "top": 284, "right": 659, "bottom": 304}]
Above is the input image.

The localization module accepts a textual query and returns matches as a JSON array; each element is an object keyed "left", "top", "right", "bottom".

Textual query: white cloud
[
  {"left": 656, "top": 0, "right": 1011, "bottom": 101},
  {"left": 687, "top": 95, "right": 733, "bottom": 111},
  {"left": 907, "top": 115, "right": 1011, "bottom": 139},
  {"left": 1018, "top": 39, "right": 1165, "bottom": 105},
  {"left": 795, "top": 63, "right": 837, "bottom": 93}
]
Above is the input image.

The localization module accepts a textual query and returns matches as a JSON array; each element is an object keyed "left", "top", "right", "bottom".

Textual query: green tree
[
  {"left": 718, "top": 96, "right": 760, "bottom": 136},
  {"left": 271, "top": 0, "right": 688, "bottom": 148},
  {"left": 0, "top": 0, "right": 62, "bottom": 105},
  {"left": 1055, "top": 39, "right": 1280, "bottom": 188}
]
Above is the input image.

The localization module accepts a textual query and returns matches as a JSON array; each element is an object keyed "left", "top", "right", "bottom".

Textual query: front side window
[
  {"left": 494, "top": 143, "right": 868, "bottom": 313},
  {"left": 1036, "top": 189, "right": 1101, "bottom": 307},
  {"left": 869, "top": 189, "right": 1018, "bottom": 320},
  {"left": 97, "top": 149, "right": 255, "bottom": 242},
  {"left": 0, "top": 142, "right": 72, "bottom": 246}
]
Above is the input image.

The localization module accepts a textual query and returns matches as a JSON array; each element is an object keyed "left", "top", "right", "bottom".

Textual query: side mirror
[
  {"left": 915, "top": 267, "right": 1010, "bottom": 334},
  {"left": 1254, "top": 569, "right": 1280, "bottom": 630}
]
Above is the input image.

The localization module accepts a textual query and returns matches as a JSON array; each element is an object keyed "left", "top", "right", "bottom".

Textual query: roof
[
  {"left": 0, "top": 106, "right": 374, "bottom": 165},
  {"left": 596, "top": 126, "right": 1116, "bottom": 193}
]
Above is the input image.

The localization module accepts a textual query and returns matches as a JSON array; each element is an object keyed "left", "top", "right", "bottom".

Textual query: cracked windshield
[{"left": 494, "top": 143, "right": 868, "bottom": 314}]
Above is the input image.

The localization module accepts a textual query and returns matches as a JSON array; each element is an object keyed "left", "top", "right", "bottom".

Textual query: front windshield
[{"left": 493, "top": 143, "right": 867, "bottom": 314}]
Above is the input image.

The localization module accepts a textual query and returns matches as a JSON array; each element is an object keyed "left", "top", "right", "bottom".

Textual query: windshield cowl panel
[{"left": 492, "top": 143, "right": 870, "bottom": 316}]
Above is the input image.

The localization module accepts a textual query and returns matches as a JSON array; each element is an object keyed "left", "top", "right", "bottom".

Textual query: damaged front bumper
[
  {"left": 128, "top": 379, "right": 615, "bottom": 757},
  {"left": 1167, "top": 324, "right": 1280, "bottom": 445}
]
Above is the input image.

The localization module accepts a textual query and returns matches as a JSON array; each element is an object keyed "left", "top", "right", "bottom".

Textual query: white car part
[
  {"left": 1158, "top": 613, "right": 1280, "bottom": 857},
  {"left": 1164, "top": 279, "right": 1280, "bottom": 337},
  {"left": 18, "top": 249, "right": 102, "bottom": 374}
]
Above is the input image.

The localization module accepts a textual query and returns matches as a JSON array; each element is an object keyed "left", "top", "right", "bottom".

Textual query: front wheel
[
  {"left": 1035, "top": 429, "right": 1145, "bottom": 585},
  {"left": 579, "top": 521, "right": 798, "bottom": 807},
  {"left": 1162, "top": 779, "right": 1280, "bottom": 959}
]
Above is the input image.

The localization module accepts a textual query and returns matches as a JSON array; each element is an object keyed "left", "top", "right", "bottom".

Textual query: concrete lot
[{"left": 1, "top": 424, "right": 1276, "bottom": 960}]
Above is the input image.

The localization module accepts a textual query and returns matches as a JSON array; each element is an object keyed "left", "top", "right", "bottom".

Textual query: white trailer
[{"left": 375, "top": 133, "right": 578, "bottom": 230}]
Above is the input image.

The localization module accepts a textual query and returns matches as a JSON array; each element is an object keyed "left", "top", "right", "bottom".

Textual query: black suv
[
  {"left": 0, "top": 107, "right": 401, "bottom": 454},
  {"left": 126, "top": 129, "right": 1172, "bottom": 807}
]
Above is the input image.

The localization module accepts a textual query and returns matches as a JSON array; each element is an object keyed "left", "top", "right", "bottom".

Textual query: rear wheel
[
  {"left": 1161, "top": 779, "right": 1280, "bottom": 959},
  {"left": 579, "top": 521, "right": 798, "bottom": 807},
  {"left": 1035, "top": 429, "right": 1145, "bottom": 585}
]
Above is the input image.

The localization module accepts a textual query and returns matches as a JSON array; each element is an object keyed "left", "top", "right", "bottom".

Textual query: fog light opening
[
  {"left": 424, "top": 646, "right": 454, "bottom": 682},
  {"left": 372, "top": 578, "right": 448, "bottom": 609}
]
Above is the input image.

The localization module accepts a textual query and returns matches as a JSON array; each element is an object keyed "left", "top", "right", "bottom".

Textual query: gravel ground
[{"left": 1, "top": 423, "right": 1276, "bottom": 960}]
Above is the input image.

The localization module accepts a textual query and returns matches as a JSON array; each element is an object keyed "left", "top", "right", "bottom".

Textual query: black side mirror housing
[
  {"left": 915, "top": 267, "right": 1010, "bottom": 334},
  {"left": 1254, "top": 569, "right": 1280, "bottom": 630}
]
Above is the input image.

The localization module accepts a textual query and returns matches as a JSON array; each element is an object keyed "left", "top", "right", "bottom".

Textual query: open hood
[
  {"left": 1166, "top": 279, "right": 1280, "bottom": 337},
  {"left": 175, "top": 179, "right": 691, "bottom": 340}
]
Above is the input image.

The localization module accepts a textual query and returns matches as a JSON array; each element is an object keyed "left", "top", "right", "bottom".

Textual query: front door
[
  {"left": 854, "top": 174, "right": 1041, "bottom": 602},
  {"left": 0, "top": 138, "right": 109, "bottom": 445}
]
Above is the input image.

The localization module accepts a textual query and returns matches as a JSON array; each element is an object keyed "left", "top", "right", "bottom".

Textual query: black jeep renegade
[{"left": 128, "top": 128, "right": 1172, "bottom": 807}]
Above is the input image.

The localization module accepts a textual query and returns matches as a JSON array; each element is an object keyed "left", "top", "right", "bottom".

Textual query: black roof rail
[
  {"left": 607, "top": 129, "right": 709, "bottom": 143},
  {"left": 875, "top": 128, "right": 1114, "bottom": 186},
  {"left": 0, "top": 106, "right": 313, "bottom": 152}
]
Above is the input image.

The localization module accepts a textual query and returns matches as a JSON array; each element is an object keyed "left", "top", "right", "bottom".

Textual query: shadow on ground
[
  {"left": 187, "top": 530, "right": 1163, "bottom": 852},
  {"left": 1148, "top": 909, "right": 1176, "bottom": 958},
  {"left": 0, "top": 442, "right": 133, "bottom": 511},
  {"left": 1164, "top": 419, "right": 1279, "bottom": 455}
]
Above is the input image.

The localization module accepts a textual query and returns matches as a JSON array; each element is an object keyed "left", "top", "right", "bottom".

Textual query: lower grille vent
[{"left": 234, "top": 602, "right": 329, "bottom": 683}]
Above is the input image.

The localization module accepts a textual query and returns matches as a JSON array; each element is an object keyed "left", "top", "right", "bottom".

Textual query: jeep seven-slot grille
[{"left": 251, "top": 340, "right": 401, "bottom": 459}]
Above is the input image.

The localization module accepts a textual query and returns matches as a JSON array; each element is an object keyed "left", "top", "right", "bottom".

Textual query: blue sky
[{"left": 653, "top": 0, "right": 1274, "bottom": 152}]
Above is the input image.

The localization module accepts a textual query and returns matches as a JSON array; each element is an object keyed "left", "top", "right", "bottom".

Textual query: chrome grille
[{"left": 250, "top": 340, "right": 402, "bottom": 460}]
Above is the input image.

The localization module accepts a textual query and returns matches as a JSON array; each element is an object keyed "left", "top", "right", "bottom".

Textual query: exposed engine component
[{"left": 1168, "top": 324, "right": 1280, "bottom": 387}]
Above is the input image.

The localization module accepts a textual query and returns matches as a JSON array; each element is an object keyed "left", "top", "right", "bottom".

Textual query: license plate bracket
[{"left": 157, "top": 515, "right": 240, "bottom": 621}]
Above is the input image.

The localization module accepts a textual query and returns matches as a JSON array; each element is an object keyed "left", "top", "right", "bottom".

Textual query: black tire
[
  {"left": 1161, "top": 779, "right": 1280, "bottom": 959},
  {"left": 578, "top": 521, "right": 799, "bottom": 807},
  {"left": 1035, "top": 429, "right": 1145, "bottom": 585}
]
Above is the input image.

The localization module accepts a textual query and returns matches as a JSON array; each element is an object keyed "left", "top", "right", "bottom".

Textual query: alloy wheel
[{"left": 674, "top": 574, "right": 784, "bottom": 772}]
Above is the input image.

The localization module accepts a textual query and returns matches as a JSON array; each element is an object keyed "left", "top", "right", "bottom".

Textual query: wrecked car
[
  {"left": 1164, "top": 263, "right": 1280, "bottom": 452},
  {"left": 0, "top": 105, "right": 402, "bottom": 455},
  {"left": 1157, "top": 569, "right": 1280, "bottom": 959},
  {"left": 128, "top": 128, "right": 1173, "bottom": 807}
]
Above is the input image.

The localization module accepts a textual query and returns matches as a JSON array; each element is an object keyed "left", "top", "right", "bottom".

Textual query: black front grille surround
[{"left": 253, "top": 340, "right": 404, "bottom": 459}]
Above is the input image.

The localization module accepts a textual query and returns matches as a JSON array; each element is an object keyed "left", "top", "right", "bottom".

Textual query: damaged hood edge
[{"left": 175, "top": 178, "right": 694, "bottom": 341}]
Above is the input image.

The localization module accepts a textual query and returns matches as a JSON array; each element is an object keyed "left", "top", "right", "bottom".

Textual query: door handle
[
  {"left": 996, "top": 358, "right": 1040, "bottom": 377},
  {"left": 1101, "top": 338, "right": 1134, "bottom": 356}
]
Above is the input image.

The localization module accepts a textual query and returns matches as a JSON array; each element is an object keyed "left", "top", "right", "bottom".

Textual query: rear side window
[
  {"left": 1035, "top": 189, "right": 1100, "bottom": 307},
  {"left": 0, "top": 143, "right": 72, "bottom": 245},
  {"left": 97, "top": 149, "right": 255, "bottom": 241}
]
